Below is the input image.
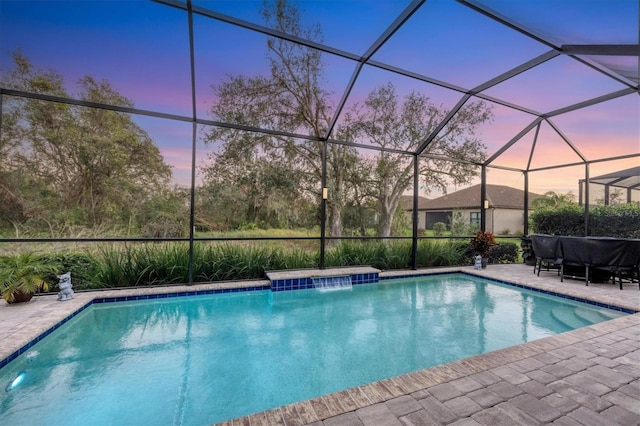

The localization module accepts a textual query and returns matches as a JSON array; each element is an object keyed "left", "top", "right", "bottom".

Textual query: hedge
[
  {"left": 590, "top": 203, "right": 640, "bottom": 238},
  {"left": 531, "top": 203, "right": 639, "bottom": 237}
]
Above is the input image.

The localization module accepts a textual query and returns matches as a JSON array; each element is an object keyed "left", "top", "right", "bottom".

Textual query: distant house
[
  {"left": 402, "top": 184, "right": 541, "bottom": 234},
  {"left": 398, "top": 195, "right": 431, "bottom": 211}
]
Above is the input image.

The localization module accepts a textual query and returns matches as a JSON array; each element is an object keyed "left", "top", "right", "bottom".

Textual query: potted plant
[
  {"left": 470, "top": 231, "right": 497, "bottom": 268},
  {"left": 0, "top": 253, "right": 61, "bottom": 304},
  {"left": 520, "top": 235, "right": 535, "bottom": 266}
]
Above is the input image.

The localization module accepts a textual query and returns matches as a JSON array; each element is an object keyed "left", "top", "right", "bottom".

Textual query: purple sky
[{"left": 1, "top": 0, "right": 638, "bottom": 195}]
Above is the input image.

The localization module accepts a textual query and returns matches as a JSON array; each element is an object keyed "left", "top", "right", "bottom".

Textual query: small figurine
[
  {"left": 474, "top": 255, "right": 483, "bottom": 270},
  {"left": 57, "top": 272, "right": 74, "bottom": 301}
]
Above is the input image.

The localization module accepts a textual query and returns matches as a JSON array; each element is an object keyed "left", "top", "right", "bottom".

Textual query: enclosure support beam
[
  {"left": 584, "top": 164, "right": 590, "bottom": 236},
  {"left": 187, "top": 0, "right": 197, "bottom": 285},
  {"left": 480, "top": 166, "right": 487, "bottom": 232},
  {"left": 320, "top": 142, "right": 328, "bottom": 269},
  {"left": 411, "top": 155, "right": 419, "bottom": 270},
  {"left": 487, "top": 117, "right": 543, "bottom": 166},
  {"left": 523, "top": 171, "right": 529, "bottom": 236},
  {"left": 415, "top": 94, "right": 471, "bottom": 155}
]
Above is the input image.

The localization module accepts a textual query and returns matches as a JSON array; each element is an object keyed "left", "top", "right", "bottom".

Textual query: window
[{"left": 470, "top": 212, "right": 481, "bottom": 227}]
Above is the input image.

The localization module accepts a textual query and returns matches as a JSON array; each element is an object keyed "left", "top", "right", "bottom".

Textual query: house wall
[
  {"left": 403, "top": 211, "right": 427, "bottom": 229},
  {"left": 409, "top": 208, "right": 527, "bottom": 234},
  {"left": 427, "top": 209, "right": 478, "bottom": 231},
  {"left": 490, "top": 209, "right": 525, "bottom": 235}
]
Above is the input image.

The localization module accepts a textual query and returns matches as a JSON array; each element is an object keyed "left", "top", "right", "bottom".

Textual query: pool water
[{"left": 0, "top": 274, "right": 626, "bottom": 425}]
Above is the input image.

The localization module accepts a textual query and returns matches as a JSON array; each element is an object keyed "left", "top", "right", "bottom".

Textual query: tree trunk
[
  {"left": 328, "top": 202, "right": 342, "bottom": 244},
  {"left": 377, "top": 201, "right": 395, "bottom": 238}
]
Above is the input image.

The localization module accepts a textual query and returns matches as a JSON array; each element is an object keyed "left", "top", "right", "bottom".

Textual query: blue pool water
[{"left": 0, "top": 273, "right": 627, "bottom": 425}]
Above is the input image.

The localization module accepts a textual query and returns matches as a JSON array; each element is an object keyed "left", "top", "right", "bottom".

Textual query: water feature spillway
[{"left": 312, "top": 275, "right": 352, "bottom": 291}]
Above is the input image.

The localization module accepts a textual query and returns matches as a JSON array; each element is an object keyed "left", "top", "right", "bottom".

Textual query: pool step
[
  {"left": 550, "top": 306, "right": 591, "bottom": 330},
  {"left": 574, "top": 306, "right": 622, "bottom": 323}
]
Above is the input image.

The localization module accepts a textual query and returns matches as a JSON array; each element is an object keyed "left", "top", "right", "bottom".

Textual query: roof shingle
[{"left": 406, "top": 184, "right": 541, "bottom": 210}]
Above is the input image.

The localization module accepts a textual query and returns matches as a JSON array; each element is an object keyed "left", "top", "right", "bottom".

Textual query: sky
[{"left": 0, "top": 0, "right": 638, "bottom": 197}]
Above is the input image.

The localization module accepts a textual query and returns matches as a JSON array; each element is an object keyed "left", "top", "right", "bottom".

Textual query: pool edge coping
[{"left": 229, "top": 313, "right": 640, "bottom": 425}]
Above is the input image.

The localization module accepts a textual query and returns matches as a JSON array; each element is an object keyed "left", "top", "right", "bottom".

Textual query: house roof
[
  {"left": 399, "top": 195, "right": 430, "bottom": 210},
  {"left": 413, "top": 184, "right": 542, "bottom": 211}
]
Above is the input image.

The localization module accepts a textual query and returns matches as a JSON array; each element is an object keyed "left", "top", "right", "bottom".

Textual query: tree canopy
[
  {"left": 0, "top": 53, "right": 176, "bottom": 236},
  {"left": 204, "top": 0, "right": 493, "bottom": 237}
]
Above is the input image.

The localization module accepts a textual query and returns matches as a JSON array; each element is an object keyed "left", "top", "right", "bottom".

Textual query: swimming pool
[{"left": 0, "top": 273, "right": 628, "bottom": 425}]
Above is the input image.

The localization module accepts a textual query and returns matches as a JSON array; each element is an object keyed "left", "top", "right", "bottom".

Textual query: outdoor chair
[
  {"left": 530, "top": 234, "right": 563, "bottom": 280},
  {"left": 612, "top": 239, "right": 640, "bottom": 290}
]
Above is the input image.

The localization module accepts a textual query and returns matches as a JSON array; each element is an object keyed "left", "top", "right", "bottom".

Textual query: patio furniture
[
  {"left": 613, "top": 239, "right": 640, "bottom": 289},
  {"left": 530, "top": 234, "right": 563, "bottom": 280},
  {"left": 559, "top": 236, "right": 640, "bottom": 289}
]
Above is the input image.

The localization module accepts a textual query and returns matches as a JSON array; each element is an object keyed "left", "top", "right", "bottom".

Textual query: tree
[
  {"left": 206, "top": 1, "right": 492, "bottom": 239},
  {"left": 0, "top": 53, "right": 173, "bottom": 235},
  {"left": 451, "top": 209, "right": 475, "bottom": 236},
  {"left": 199, "top": 148, "right": 312, "bottom": 230},
  {"left": 350, "top": 83, "right": 492, "bottom": 237},
  {"left": 204, "top": 0, "right": 356, "bottom": 238},
  {"left": 531, "top": 191, "right": 577, "bottom": 211},
  {"left": 596, "top": 188, "right": 625, "bottom": 205}
]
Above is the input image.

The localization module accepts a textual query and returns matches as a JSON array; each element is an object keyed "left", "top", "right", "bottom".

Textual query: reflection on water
[{"left": 0, "top": 274, "right": 626, "bottom": 425}]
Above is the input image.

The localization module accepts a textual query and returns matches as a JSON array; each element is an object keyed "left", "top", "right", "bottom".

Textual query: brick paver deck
[{"left": 1, "top": 264, "right": 638, "bottom": 425}]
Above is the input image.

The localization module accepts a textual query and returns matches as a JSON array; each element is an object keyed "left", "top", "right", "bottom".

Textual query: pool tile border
[
  {"left": 91, "top": 284, "right": 267, "bottom": 303},
  {"left": 0, "top": 303, "right": 90, "bottom": 369},
  {"left": 270, "top": 272, "right": 379, "bottom": 292},
  {"left": 267, "top": 267, "right": 380, "bottom": 292}
]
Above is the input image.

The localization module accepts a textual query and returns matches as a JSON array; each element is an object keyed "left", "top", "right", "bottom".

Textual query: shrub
[
  {"left": 432, "top": 222, "right": 447, "bottom": 236},
  {"left": 325, "top": 241, "right": 389, "bottom": 270},
  {"left": 590, "top": 203, "right": 640, "bottom": 238},
  {"left": 489, "top": 243, "right": 519, "bottom": 264},
  {"left": 520, "top": 236, "right": 535, "bottom": 265},
  {"left": 531, "top": 205, "right": 584, "bottom": 235},
  {"left": 140, "top": 214, "right": 186, "bottom": 238},
  {"left": 415, "top": 240, "right": 464, "bottom": 267},
  {"left": 386, "top": 242, "right": 412, "bottom": 269},
  {"left": 237, "top": 222, "right": 258, "bottom": 231},
  {"left": 469, "top": 231, "right": 496, "bottom": 257},
  {"left": 62, "top": 236, "right": 503, "bottom": 290},
  {"left": 451, "top": 210, "right": 474, "bottom": 235},
  {"left": 40, "top": 252, "right": 102, "bottom": 291},
  {"left": 96, "top": 244, "right": 191, "bottom": 287},
  {"left": 531, "top": 202, "right": 639, "bottom": 237},
  {"left": 267, "top": 247, "right": 317, "bottom": 271}
]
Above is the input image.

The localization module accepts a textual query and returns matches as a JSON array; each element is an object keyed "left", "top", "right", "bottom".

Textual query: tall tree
[
  {"left": 205, "top": 0, "right": 356, "bottom": 237},
  {"left": 352, "top": 83, "right": 492, "bottom": 237},
  {"left": 206, "top": 1, "right": 492, "bottom": 239},
  {"left": 199, "top": 147, "right": 312, "bottom": 230},
  {"left": 531, "top": 191, "right": 577, "bottom": 211},
  {"left": 0, "top": 53, "right": 173, "bottom": 234}
]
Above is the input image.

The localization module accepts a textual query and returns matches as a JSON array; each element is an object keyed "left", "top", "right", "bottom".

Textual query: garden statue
[
  {"left": 57, "top": 272, "right": 74, "bottom": 301},
  {"left": 474, "top": 255, "right": 483, "bottom": 270}
]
